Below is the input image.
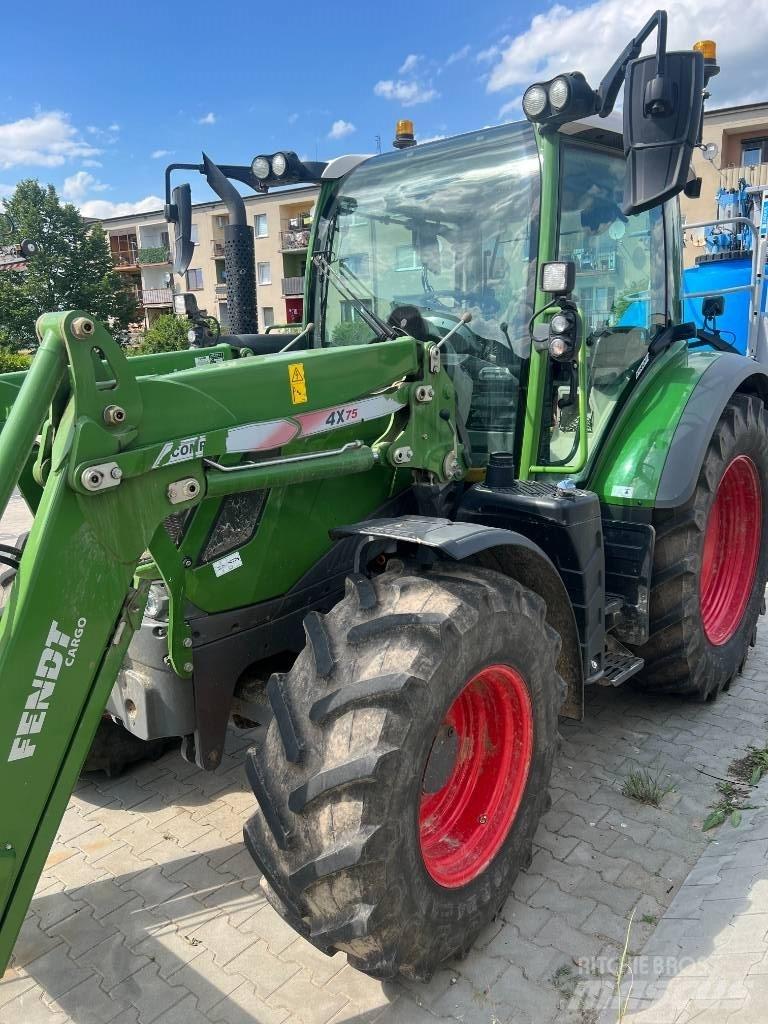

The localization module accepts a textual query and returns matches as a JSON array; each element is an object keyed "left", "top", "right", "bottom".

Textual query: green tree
[
  {"left": 0, "top": 180, "right": 138, "bottom": 350},
  {"left": 136, "top": 313, "right": 190, "bottom": 354}
]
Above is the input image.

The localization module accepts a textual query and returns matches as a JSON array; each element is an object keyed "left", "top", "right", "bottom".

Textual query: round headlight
[
  {"left": 548, "top": 77, "right": 570, "bottom": 111},
  {"left": 550, "top": 312, "right": 570, "bottom": 334},
  {"left": 549, "top": 336, "right": 571, "bottom": 360},
  {"left": 271, "top": 152, "right": 288, "bottom": 177},
  {"left": 251, "top": 155, "right": 271, "bottom": 179},
  {"left": 523, "top": 85, "right": 548, "bottom": 119}
]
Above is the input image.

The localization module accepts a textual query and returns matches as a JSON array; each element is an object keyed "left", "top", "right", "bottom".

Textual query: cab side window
[{"left": 543, "top": 143, "right": 666, "bottom": 464}]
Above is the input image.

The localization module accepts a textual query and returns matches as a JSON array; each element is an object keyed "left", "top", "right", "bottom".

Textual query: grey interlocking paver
[{"left": 3, "top": 486, "right": 768, "bottom": 1023}]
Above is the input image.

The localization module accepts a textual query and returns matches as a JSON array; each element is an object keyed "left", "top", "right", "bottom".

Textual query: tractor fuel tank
[{"left": 457, "top": 478, "right": 605, "bottom": 679}]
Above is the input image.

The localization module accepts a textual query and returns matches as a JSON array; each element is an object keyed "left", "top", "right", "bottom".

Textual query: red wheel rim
[
  {"left": 700, "top": 454, "right": 762, "bottom": 646},
  {"left": 418, "top": 664, "right": 534, "bottom": 889}
]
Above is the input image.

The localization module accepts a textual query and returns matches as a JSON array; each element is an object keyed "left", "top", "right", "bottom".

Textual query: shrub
[
  {"left": 135, "top": 314, "right": 190, "bottom": 354},
  {"left": 0, "top": 348, "right": 32, "bottom": 373}
]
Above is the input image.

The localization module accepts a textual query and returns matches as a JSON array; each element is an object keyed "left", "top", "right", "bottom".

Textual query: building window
[
  {"left": 186, "top": 268, "right": 204, "bottom": 290},
  {"left": 341, "top": 298, "right": 373, "bottom": 322},
  {"left": 257, "top": 261, "right": 271, "bottom": 285},
  {"left": 741, "top": 138, "right": 768, "bottom": 167},
  {"left": 342, "top": 253, "right": 370, "bottom": 277},
  {"left": 190, "top": 224, "right": 199, "bottom": 244},
  {"left": 254, "top": 213, "right": 268, "bottom": 238},
  {"left": 214, "top": 215, "right": 228, "bottom": 230},
  {"left": 395, "top": 244, "right": 418, "bottom": 271},
  {"left": 218, "top": 302, "right": 229, "bottom": 330},
  {"left": 262, "top": 306, "right": 275, "bottom": 327}
]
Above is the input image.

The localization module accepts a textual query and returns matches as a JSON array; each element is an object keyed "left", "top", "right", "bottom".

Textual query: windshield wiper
[{"left": 313, "top": 252, "right": 398, "bottom": 341}]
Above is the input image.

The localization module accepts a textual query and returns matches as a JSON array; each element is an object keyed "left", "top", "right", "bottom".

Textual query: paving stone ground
[{"left": 2, "top": 492, "right": 768, "bottom": 1023}]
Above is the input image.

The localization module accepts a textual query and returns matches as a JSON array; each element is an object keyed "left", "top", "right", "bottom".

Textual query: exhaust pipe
[{"left": 202, "top": 153, "right": 258, "bottom": 335}]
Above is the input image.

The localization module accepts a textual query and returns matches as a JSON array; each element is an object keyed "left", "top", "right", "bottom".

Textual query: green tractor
[{"left": 1, "top": 10, "right": 766, "bottom": 982}]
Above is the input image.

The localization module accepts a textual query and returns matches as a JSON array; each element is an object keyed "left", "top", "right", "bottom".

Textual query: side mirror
[
  {"left": 702, "top": 295, "right": 725, "bottom": 319},
  {"left": 170, "top": 184, "right": 194, "bottom": 276},
  {"left": 623, "top": 50, "right": 704, "bottom": 217}
]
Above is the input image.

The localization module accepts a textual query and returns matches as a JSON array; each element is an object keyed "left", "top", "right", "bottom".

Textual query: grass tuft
[{"left": 621, "top": 766, "right": 675, "bottom": 807}]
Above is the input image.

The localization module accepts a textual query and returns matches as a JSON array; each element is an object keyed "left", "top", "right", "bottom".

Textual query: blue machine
[{"left": 683, "top": 182, "right": 767, "bottom": 354}]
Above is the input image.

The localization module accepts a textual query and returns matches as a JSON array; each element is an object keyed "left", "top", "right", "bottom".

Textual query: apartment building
[
  {"left": 99, "top": 184, "right": 319, "bottom": 332},
  {"left": 680, "top": 101, "right": 768, "bottom": 265}
]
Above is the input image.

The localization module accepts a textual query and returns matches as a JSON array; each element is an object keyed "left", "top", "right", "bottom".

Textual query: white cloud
[
  {"left": 445, "top": 45, "right": 471, "bottom": 66},
  {"left": 82, "top": 159, "right": 102, "bottom": 167},
  {"left": 328, "top": 119, "right": 356, "bottom": 140},
  {"left": 79, "top": 195, "right": 164, "bottom": 219},
  {"left": 288, "top": 112, "right": 299, "bottom": 124},
  {"left": 0, "top": 111, "right": 100, "bottom": 170},
  {"left": 399, "top": 53, "right": 421, "bottom": 75},
  {"left": 151, "top": 149, "right": 172, "bottom": 159},
  {"left": 62, "top": 170, "right": 109, "bottom": 202},
  {"left": 373, "top": 80, "right": 439, "bottom": 106},
  {"left": 198, "top": 112, "right": 216, "bottom": 125},
  {"left": 108, "top": 123, "right": 120, "bottom": 133},
  {"left": 486, "top": 0, "right": 768, "bottom": 112}
]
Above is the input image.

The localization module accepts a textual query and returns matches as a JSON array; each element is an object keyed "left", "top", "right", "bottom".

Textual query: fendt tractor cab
[{"left": 2, "top": 10, "right": 768, "bottom": 982}]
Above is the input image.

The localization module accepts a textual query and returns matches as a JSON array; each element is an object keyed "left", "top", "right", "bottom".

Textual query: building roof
[
  {"left": 95, "top": 183, "right": 319, "bottom": 228},
  {"left": 705, "top": 101, "right": 768, "bottom": 118}
]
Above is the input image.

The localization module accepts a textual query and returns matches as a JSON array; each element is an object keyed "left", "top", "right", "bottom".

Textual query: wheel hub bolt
[{"left": 478, "top": 814, "right": 488, "bottom": 824}]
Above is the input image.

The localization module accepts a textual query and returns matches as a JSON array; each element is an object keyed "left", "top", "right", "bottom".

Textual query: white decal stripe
[
  {"left": 225, "top": 395, "right": 406, "bottom": 454},
  {"left": 295, "top": 395, "right": 406, "bottom": 438}
]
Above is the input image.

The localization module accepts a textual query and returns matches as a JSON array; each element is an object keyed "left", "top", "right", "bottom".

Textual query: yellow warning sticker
[{"left": 288, "top": 362, "right": 308, "bottom": 404}]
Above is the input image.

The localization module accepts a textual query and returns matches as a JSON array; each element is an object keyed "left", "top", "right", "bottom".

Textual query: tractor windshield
[{"left": 315, "top": 122, "right": 540, "bottom": 463}]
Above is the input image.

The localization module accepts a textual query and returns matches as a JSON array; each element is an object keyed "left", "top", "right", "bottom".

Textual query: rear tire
[
  {"left": 633, "top": 394, "right": 768, "bottom": 699},
  {"left": 244, "top": 562, "right": 564, "bottom": 980}
]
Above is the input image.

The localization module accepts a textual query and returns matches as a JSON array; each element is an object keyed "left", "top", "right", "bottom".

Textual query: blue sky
[{"left": 1, "top": 0, "right": 765, "bottom": 217}]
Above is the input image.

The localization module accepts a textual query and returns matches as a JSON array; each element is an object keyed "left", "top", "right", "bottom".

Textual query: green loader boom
[{"left": 0, "top": 310, "right": 462, "bottom": 971}]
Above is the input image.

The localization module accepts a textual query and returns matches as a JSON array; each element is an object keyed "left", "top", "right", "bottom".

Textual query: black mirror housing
[
  {"left": 623, "top": 50, "right": 704, "bottom": 217},
  {"left": 170, "top": 183, "right": 195, "bottom": 276},
  {"left": 702, "top": 295, "right": 725, "bottom": 319}
]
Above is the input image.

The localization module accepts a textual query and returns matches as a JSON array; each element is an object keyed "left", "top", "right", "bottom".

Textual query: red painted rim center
[
  {"left": 700, "top": 454, "right": 762, "bottom": 646},
  {"left": 418, "top": 664, "right": 534, "bottom": 889}
]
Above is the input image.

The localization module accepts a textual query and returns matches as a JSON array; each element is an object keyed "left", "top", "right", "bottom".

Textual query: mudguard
[
  {"left": 655, "top": 354, "right": 768, "bottom": 509},
  {"left": 590, "top": 345, "right": 768, "bottom": 510},
  {"left": 332, "top": 515, "right": 584, "bottom": 719}
]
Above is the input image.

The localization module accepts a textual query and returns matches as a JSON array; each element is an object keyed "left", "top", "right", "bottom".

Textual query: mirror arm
[
  {"left": 596, "top": 9, "right": 667, "bottom": 116},
  {"left": 164, "top": 162, "right": 203, "bottom": 221}
]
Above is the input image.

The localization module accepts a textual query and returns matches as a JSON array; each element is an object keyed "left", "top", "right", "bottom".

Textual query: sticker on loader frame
[
  {"left": 611, "top": 485, "right": 635, "bottom": 499},
  {"left": 212, "top": 551, "right": 242, "bottom": 577},
  {"left": 289, "top": 362, "right": 308, "bottom": 405}
]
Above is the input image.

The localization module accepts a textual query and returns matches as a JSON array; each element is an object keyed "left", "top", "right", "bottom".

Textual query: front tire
[
  {"left": 244, "top": 562, "right": 564, "bottom": 980},
  {"left": 633, "top": 394, "right": 768, "bottom": 699}
]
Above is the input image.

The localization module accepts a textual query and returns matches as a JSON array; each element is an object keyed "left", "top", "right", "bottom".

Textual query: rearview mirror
[
  {"left": 171, "top": 184, "right": 194, "bottom": 276},
  {"left": 623, "top": 50, "right": 704, "bottom": 217}
]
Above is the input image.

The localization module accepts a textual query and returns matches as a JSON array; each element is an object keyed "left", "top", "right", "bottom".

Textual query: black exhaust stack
[{"left": 202, "top": 153, "right": 258, "bottom": 335}]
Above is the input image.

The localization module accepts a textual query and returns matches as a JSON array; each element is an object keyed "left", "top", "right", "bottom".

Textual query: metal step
[{"left": 601, "top": 650, "right": 644, "bottom": 687}]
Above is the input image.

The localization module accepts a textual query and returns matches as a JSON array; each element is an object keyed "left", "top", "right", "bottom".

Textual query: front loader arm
[{"left": 0, "top": 311, "right": 464, "bottom": 972}]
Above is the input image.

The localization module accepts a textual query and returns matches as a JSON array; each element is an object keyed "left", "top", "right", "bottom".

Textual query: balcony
[
  {"left": 213, "top": 241, "right": 226, "bottom": 258},
  {"left": 280, "top": 228, "right": 311, "bottom": 252},
  {"left": 215, "top": 283, "right": 228, "bottom": 295},
  {"left": 112, "top": 252, "right": 138, "bottom": 269},
  {"left": 721, "top": 163, "right": 768, "bottom": 190},
  {"left": 141, "top": 288, "right": 173, "bottom": 306},
  {"left": 137, "top": 246, "right": 170, "bottom": 265},
  {"left": 282, "top": 276, "right": 305, "bottom": 296}
]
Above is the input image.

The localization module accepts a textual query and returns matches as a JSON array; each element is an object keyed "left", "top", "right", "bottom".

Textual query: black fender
[
  {"left": 657, "top": 355, "right": 768, "bottom": 509},
  {"left": 331, "top": 516, "right": 584, "bottom": 719}
]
